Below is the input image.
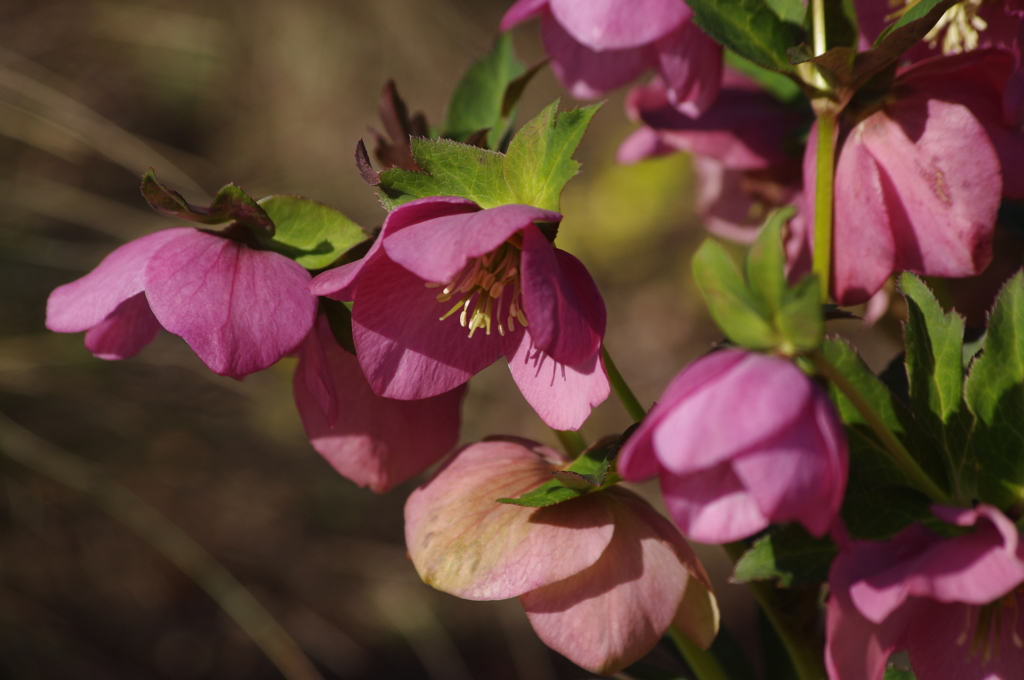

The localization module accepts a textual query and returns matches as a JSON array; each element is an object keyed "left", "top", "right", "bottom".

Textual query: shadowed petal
[
  {"left": 506, "top": 333, "right": 609, "bottom": 431},
  {"left": 294, "top": 316, "right": 465, "bottom": 493},
  {"left": 404, "top": 440, "right": 615, "bottom": 600},
  {"left": 661, "top": 463, "right": 769, "bottom": 544},
  {"left": 548, "top": 0, "right": 689, "bottom": 50},
  {"left": 83, "top": 292, "right": 162, "bottom": 360},
  {"left": 46, "top": 228, "right": 187, "bottom": 332},
  {"left": 145, "top": 230, "right": 316, "bottom": 376},
  {"left": 655, "top": 23, "right": 722, "bottom": 117},
  {"left": 500, "top": 0, "right": 549, "bottom": 31},
  {"left": 542, "top": 15, "right": 656, "bottom": 99}
]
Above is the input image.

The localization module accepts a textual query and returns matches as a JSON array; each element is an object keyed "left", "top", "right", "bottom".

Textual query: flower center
[
  {"left": 956, "top": 589, "right": 1024, "bottom": 664},
  {"left": 428, "top": 236, "right": 528, "bottom": 338},
  {"left": 895, "top": 0, "right": 989, "bottom": 55}
]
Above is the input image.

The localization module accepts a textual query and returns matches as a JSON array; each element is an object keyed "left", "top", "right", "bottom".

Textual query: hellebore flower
[
  {"left": 501, "top": 0, "right": 722, "bottom": 116},
  {"left": 46, "top": 226, "right": 317, "bottom": 377},
  {"left": 308, "top": 196, "right": 609, "bottom": 431},
  {"left": 617, "top": 348, "right": 848, "bottom": 544},
  {"left": 805, "top": 51, "right": 1014, "bottom": 305},
  {"left": 404, "top": 438, "right": 719, "bottom": 675},
  {"left": 826, "top": 504, "right": 1024, "bottom": 680},
  {"left": 293, "top": 314, "right": 466, "bottom": 493}
]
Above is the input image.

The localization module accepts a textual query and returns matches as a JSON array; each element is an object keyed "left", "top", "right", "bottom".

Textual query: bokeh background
[{"left": 0, "top": 1, "right": 902, "bottom": 678}]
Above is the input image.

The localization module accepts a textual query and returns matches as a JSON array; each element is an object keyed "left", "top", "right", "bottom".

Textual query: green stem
[
  {"left": 723, "top": 543, "right": 826, "bottom": 680},
  {"left": 668, "top": 627, "right": 732, "bottom": 680},
  {"left": 811, "top": 0, "right": 827, "bottom": 56},
  {"left": 602, "top": 344, "right": 646, "bottom": 423},
  {"left": 0, "top": 411, "right": 324, "bottom": 680},
  {"left": 555, "top": 429, "right": 587, "bottom": 457},
  {"left": 808, "top": 350, "right": 953, "bottom": 505},
  {"left": 812, "top": 113, "right": 836, "bottom": 303}
]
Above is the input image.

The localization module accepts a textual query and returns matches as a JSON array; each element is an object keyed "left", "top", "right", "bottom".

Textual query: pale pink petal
[
  {"left": 294, "top": 317, "right": 465, "bottom": 493},
  {"left": 351, "top": 253, "right": 521, "bottom": 399},
  {"left": 45, "top": 228, "right": 186, "bottom": 333},
  {"left": 145, "top": 230, "right": 317, "bottom": 376},
  {"left": 404, "top": 440, "right": 615, "bottom": 600},
  {"left": 384, "top": 203, "right": 560, "bottom": 284},
  {"left": 83, "top": 292, "right": 161, "bottom": 360},
  {"left": 661, "top": 462, "right": 769, "bottom": 544},
  {"left": 655, "top": 22, "right": 723, "bottom": 117},
  {"left": 500, "top": 0, "right": 549, "bottom": 31},
  {"left": 520, "top": 228, "right": 604, "bottom": 365},
  {"left": 506, "top": 332, "right": 609, "bottom": 431},
  {"left": 695, "top": 158, "right": 775, "bottom": 244},
  {"left": 616, "top": 126, "right": 676, "bottom": 164},
  {"left": 542, "top": 15, "right": 657, "bottom": 99},
  {"left": 548, "top": 0, "right": 689, "bottom": 50},
  {"left": 521, "top": 488, "right": 710, "bottom": 674}
]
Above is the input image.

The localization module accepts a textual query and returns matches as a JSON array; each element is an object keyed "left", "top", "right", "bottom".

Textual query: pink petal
[
  {"left": 542, "top": 15, "right": 657, "bottom": 99},
  {"left": 294, "top": 316, "right": 465, "bottom": 493},
  {"left": 144, "top": 230, "right": 317, "bottom": 376},
  {"left": 506, "top": 332, "right": 610, "bottom": 431},
  {"left": 83, "top": 292, "right": 162, "bottom": 360},
  {"left": 351, "top": 252, "right": 521, "bottom": 399},
  {"left": 520, "top": 229, "right": 604, "bottom": 366},
  {"left": 384, "top": 203, "right": 560, "bottom": 285},
  {"left": 45, "top": 228, "right": 187, "bottom": 333},
  {"left": 548, "top": 0, "right": 689, "bottom": 51},
  {"left": 655, "top": 22, "right": 723, "bottom": 117},
  {"left": 500, "top": 0, "right": 549, "bottom": 31},
  {"left": 661, "top": 462, "right": 770, "bottom": 544},
  {"left": 616, "top": 126, "right": 676, "bottom": 164},
  {"left": 521, "top": 488, "right": 714, "bottom": 674},
  {"left": 404, "top": 440, "right": 615, "bottom": 600}
]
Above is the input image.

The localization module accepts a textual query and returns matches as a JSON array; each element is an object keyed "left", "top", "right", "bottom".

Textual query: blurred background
[{"left": 0, "top": 1, "right": 901, "bottom": 678}]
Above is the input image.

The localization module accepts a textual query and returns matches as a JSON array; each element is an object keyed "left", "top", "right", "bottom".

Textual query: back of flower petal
[
  {"left": 542, "top": 16, "right": 657, "bottom": 99},
  {"left": 548, "top": 0, "right": 689, "bottom": 51},
  {"left": 83, "top": 292, "right": 162, "bottom": 361}
]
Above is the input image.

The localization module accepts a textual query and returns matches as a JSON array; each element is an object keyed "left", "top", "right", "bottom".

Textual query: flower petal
[
  {"left": 542, "top": 15, "right": 656, "bottom": 99},
  {"left": 660, "top": 462, "right": 769, "bottom": 544},
  {"left": 404, "top": 440, "right": 615, "bottom": 600},
  {"left": 655, "top": 22, "right": 722, "bottom": 117},
  {"left": 548, "top": 0, "right": 689, "bottom": 51},
  {"left": 506, "top": 332, "right": 609, "bottom": 431},
  {"left": 145, "top": 230, "right": 317, "bottom": 376},
  {"left": 83, "top": 292, "right": 162, "bottom": 360},
  {"left": 294, "top": 316, "right": 465, "bottom": 493},
  {"left": 500, "top": 0, "right": 549, "bottom": 31},
  {"left": 46, "top": 228, "right": 186, "bottom": 333}
]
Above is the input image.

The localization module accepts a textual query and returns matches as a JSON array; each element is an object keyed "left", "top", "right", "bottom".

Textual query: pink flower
[
  {"left": 404, "top": 438, "right": 719, "bottom": 674},
  {"left": 806, "top": 51, "right": 1024, "bottom": 305},
  {"left": 293, "top": 314, "right": 465, "bottom": 493},
  {"left": 46, "top": 226, "right": 317, "bottom": 377},
  {"left": 617, "top": 348, "right": 848, "bottom": 544},
  {"left": 501, "top": 0, "right": 722, "bottom": 116},
  {"left": 826, "top": 504, "right": 1024, "bottom": 680},
  {"left": 308, "top": 196, "right": 609, "bottom": 431}
]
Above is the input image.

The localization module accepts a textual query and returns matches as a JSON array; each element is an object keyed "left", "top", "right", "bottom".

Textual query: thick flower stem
[
  {"left": 602, "top": 344, "right": 647, "bottom": 423},
  {"left": 0, "top": 411, "right": 325, "bottom": 680},
  {"left": 807, "top": 350, "right": 954, "bottom": 505},
  {"left": 555, "top": 429, "right": 587, "bottom": 457},
  {"left": 668, "top": 626, "right": 732, "bottom": 680},
  {"left": 812, "top": 113, "right": 836, "bottom": 303},
  {"left": 723, "top": 542, "right": 827, "bottom": 680}
]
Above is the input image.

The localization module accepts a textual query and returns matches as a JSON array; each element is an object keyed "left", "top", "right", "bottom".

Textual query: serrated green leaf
[
  {"left": 377, "top": 138, "right": 513, "bottom": 210},
  {"left": 443, "top": 33, "right": 525, "bottom": 150},
  {"left": 497, "top": 437, "right": 619, "bottom": 508},
  {"left": 899, "top": 273, "right": 974, "bottom": 501},
  {"left": 732, "top": 525, "right": 836, "bottom": 587},
  {"left": 686, "top": 0, "right": 805, "bottom": 72},
  {"left": 965, "top": 272, "right": 1024, "bottom": 508},
  {"left": 693, "top": 239, "right": 778, "bottom": 349},
  {"left": 257, "top": 196, "right": 366, "bottom": 270},
  {"left": 141, "top": 168, "right": 274, "bottom": 235},
  {"left": 764, "top": 0, "right": 806, "bottom": 25},
  {"left": 503, "top": 100, "right": 600, "bottom": 211},
  {"left": 777, "top": 276, "right": 823, "bottom": 352}
]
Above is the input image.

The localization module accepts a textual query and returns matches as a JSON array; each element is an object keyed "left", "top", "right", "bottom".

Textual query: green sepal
[
  {"left": 497, "top": 435, "right": 621, "bottom": 507},
  {"left": 693, "top": 238, "right": 779, "bottom": 350},
  {"left": 685, "top": 0, "right": 805, "bottom": 72},
  {"left": 732, "top": 524, "right": 837, "bottom": 587},
  {"left": 141, "top": 168, "right": 274, "bottom": 236},
  {"left": 256, "top": 195, "right": 367, "bottom": 270}
]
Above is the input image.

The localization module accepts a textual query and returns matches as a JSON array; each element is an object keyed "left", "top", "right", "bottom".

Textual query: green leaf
[
  {"left": 965, "top": 272, "right": 1024, "bottom": 508},
  {"left": 777, "top": 276, "right": 823, "bottom": 353},
  {"left": 320, "top": 298, "right": 356, "bottom": 355},
  {"left": 257, "top": 196, "right": 367, "bottom": 270},
  {"left": 140, "top": 168, "right": 274, "bottom": 235},
  {"left": 724, "top": 51, "right": 804, "bottom": 103},
  {"left": 377, "top": 138, "right": 513, "bottom": 210},
  {"left": 883, "top": 668, "right": 917, "bottom": 680},
  {"left": 764, "top": 0, "right": 805, "bottom": 25},
  {"left": 686, "top": 0, "right": 805, "bottom": 72},
  {"left": 693, "top": 239, "right": 779, "bottom": 350},
  {"left": 899, "top": 273, "right": 974, "bottom": 500},
  {"left": 504, "top": 100, "right": 601, "bottom": 211},
  {"left": 497, "top": 437, "right": 620, "bottom": 508},
  {"left": 732, "top": 525, "right": 836, "bottom": 587},
  {"left": 443, "top": 33, "right": 526, "bottom": 150},
  {"left": 744, "top": 207, "right": 792, "bottom": 313}
]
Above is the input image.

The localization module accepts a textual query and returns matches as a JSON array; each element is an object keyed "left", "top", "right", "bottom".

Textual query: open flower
[
  {"left": 501, "top": 0, "right": 722, "bottom": 116},
  {"left": 293, "top": 314, "right": 465, "bottom": 492},
  {"left": 308, "top": 196, "right": 609, "bottom": 431},
  {"left": 826, "top": 504, "right": 1024, "bottom": 680},
  {"left": 617, "top": 348, "right": 848, "bottom": 544},
  {"left": 46, "top": 226, "right": 317, "bottom": 377},
  {"left": 404, "top": 438, "right": 719, "bottom": 674}
]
